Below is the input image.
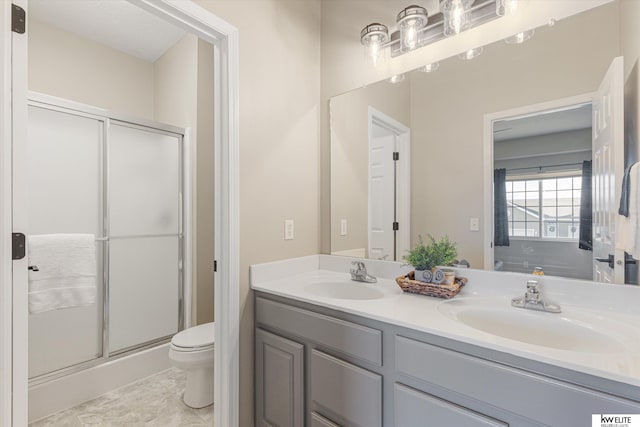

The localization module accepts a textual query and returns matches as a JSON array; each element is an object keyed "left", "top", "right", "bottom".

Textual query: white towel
[
  {"left": 28, "top": 234, "right": 97, "bottom": 314},
  {"left": 618, "top": 163, "right": 640, "bottom": 259}
]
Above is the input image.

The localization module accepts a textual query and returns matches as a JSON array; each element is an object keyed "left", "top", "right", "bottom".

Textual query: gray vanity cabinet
[
  {"left": 255, "top": 293, "right": 640, "bottom": 427},
  {"left": 255, "top": 328, "right": 304, "bottom": 427}
]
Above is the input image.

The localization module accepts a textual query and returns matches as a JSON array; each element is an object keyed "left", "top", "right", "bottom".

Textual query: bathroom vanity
[{"left": 251, "top": 255, "right": 640, "bottom": 427}]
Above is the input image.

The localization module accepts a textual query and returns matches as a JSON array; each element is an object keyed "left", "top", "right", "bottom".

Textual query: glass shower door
[
  {"left": 27, "top": 104, "right": 104, "bottom": 378},
  {"left": 107, "top": 122, "right": 182, "bottom": 353}
]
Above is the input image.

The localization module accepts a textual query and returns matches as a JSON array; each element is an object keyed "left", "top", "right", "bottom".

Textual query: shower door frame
[{"left": 0, "top": 1, "right": 240, "bottom": 426}]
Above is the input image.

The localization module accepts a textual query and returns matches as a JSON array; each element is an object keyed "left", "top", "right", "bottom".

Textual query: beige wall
[
  {"left": 194, "top": 2, "right": 321, "bottom": 426},
  {"left": 153, "top": 34, "right": 198, "bottom": 128},
  {"left": 620, "top": 0, "right": 640, "bottom": 161},
  {"left": 28, "top": 19, "right": 154, "bottom": 119},
  {"left": 154, "top": 34, "right": 216, "bottom": 325},
  {"left": 330, "top": 79, "right": 410, "bottom": 255},
  {"left": 195, "top": 39, "right": 215, "bottom": 325}
]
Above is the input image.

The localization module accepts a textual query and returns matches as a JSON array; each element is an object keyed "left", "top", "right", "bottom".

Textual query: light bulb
[
  {"left": 442, "top": 0, "right": 472, "bottom": 37},
  {"left": 452, "top": 1, "right": 464, "bottom": 34},
  {"left": 406, "top": 24, "right": 418, "bottom": 50}
]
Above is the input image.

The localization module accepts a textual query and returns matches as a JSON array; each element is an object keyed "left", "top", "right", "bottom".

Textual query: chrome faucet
[
  {"left": 511, "top": 280, "right": 561, "bottom": 313},
  {"left": 350, "top": 261, "right": 377, "bottom": 283}
]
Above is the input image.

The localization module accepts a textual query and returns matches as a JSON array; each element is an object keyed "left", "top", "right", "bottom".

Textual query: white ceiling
[
  {"left": 29, "top": 0, "right": 187, "bottom": 63},
  {"left": 494, "top": 103, "right": 592, "bottom": 142}
]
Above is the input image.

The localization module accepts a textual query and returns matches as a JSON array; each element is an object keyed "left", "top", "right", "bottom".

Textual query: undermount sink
[
  {"left": 438, "top": 299, "right": 629, "bottom": 353},
  {"left": 304, "top": 281, "right": 385, "bottom": 300}
]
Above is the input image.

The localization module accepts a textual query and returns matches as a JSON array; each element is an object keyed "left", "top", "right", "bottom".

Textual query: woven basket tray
[{"left": 395, "top": 271, "right": 467, "bottom": 299}]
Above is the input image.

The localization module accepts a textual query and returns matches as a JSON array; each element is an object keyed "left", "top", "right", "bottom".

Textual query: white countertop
[{"left": 250, "top": 255, "right": 640, "bottom": 389}]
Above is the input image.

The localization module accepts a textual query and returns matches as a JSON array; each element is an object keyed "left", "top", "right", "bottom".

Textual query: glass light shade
[
  {"left": 496, "top": 0, "right": 520, "bottom": 16},
  {"left": 360, "top": 23, "right": 389, "bottom": 67},
  {"left": 504, "top": 29, "right": 535, "bottom": 44},
  {"left": 441, "top": 0, "right": 473, "bottom": 37},
  {"left": 396, "top": 5, "right": 428, "bottom": 53},
  {"left": 419, "top": 62, "right": 440, "bottom": 73},
  {"left": 389, "top": 74, "right": 406, "bottom": 84},
  {"left": 458, "top": 46, "right": 483, "bottom": 60}
]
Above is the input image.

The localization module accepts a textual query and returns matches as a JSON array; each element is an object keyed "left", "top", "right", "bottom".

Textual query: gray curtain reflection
[
  {"left": 579, "top": 160, "right": 592, "bottom": 251},
  {"left": 494, "top": 168, "right": 510, "bottom": 247}
]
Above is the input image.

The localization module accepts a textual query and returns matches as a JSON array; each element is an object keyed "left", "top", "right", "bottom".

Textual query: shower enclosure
[{"left": 27, "top": 93, "right": 185, "bottom": 382}]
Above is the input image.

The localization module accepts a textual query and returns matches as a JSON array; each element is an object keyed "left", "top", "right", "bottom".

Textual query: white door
[
  {"left": 369, "top": 127, "right": 395, "bottom": 260},
  {"left": 592, "top": 56, "right": 624, "bottom": 283},
  {"left": 10, "top": 0, "right": 29, "bottom": 424},
  {"left": 368, "top": 108, "right": 411, "bottom": 261}
]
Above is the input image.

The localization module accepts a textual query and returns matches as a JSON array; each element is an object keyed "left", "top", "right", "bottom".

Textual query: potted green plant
[{"left": 404, "top": 235, "right": 457, "bottom": 283}]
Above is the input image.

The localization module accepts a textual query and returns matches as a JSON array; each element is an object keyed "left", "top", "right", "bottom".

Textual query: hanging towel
[
  {"left": 618, "top": 163, "right": 640, "bottom": 260},
  {"left": 27, "top": 234, "right": 97, "bottom": 314},
  {"left": 619, "top": 161, "right": 638, "bottom": 217}
]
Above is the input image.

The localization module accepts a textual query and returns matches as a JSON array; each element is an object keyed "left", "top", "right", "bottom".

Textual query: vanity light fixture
[
  {"left": 396, "top": 5, "right": 428, "bottom": 53},
  {"left": 441, "top": 0, "right": 474, "bottom": 37},
  {"left": 504, "top": 29, "right": 534, "bottom": 44},
  {"left": 459, "top": 46, "right": 483, "bottom": 60},
  {"left": 389, "top": 74, "right": 406, "bottom": 84},
  {"left": 419, "top": 62, "right": 440, "bottom": 73},
  {"left": 360, "top": 0, "right": 502, "bottom": 63},
  {"left": 360, "top": 23, "right": 389, "bottom": 67}
]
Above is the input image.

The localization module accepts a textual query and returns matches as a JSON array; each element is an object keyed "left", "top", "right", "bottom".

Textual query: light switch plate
[
  {"left": 284, "top": 219, "right": 294, "bottom": 240},
  {"left": 469, "top": 218, "right": 480, "bottom": 232},
  {"left": 340, "top": 219, "right": 348, "bottom": 236}
]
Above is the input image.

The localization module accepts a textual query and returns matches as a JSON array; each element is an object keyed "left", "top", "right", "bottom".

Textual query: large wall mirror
[{"left": 330, "top": 0, "right": 639, "bottom": 284}]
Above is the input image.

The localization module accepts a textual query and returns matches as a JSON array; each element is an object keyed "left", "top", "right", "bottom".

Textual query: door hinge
[
  {"left": 393, "top": 222, "right": 399, "bottom": 231},
  {"left": 12, "top": 4, "right": 25, "bottom": 34},
  {"left": 393, "top": 152, "right": 399, "bottom": 161},
  {"left": 213, "top": 260, "right": 217, "bottom": 272},
  {"left": 12, "top": 233, "right": 26, "bottom": 260}
]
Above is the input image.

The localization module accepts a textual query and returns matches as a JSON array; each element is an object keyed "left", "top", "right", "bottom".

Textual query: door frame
[
  {"left": 482, "top": 92, "right": 595, "bottom": 272},
  {"left": 367, "top": 106, "right": 410, "bottom": 261},
  {"left": 0, "top": 1, "right": 240, "bottom": 426}
]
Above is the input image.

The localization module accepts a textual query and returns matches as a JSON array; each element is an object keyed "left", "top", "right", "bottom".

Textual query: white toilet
[{"left": 169, "top": 322, "right": 215, "bottom": 409}]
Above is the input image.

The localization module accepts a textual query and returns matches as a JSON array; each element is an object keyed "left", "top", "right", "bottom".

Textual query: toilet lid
[{"left": 171, "top": 322, "right": 215, "bottom": 350}]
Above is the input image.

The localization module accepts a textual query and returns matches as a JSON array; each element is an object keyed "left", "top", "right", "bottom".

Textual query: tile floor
[{"left": 29, "top": 368, "right": 214, "bottom": 426}]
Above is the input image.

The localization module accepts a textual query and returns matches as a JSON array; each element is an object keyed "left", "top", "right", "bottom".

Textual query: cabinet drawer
[
  {"left": 395, "top": 383, "right": 508, "bottom": 427},
  {"left": 310, "top": 349, "right": 382, "bottom": 427},
  {"left": 311, "top": 412, "right": 341, "bottom": 427},
  {"left": 256, "top": 297, "right": 382, "bottom": 366},
  {"left": 395, "top": 336, "right": 640, "bottom": 426}
]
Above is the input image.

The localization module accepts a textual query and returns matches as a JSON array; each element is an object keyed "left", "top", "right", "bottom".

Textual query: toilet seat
[{"left": 171, "top": 322, "right": 214, "bottom": 351}]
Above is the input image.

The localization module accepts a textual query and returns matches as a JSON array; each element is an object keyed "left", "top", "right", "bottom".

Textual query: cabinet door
[
  {"left": 395, "top": 383, "right": 508, "bottom": 427},
  {"left": 255, "top": 329, "right": 304, "bottom": 427}
]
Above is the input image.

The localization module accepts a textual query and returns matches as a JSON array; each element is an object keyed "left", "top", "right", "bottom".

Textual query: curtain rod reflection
[{"left": 505, "top": 162, "right": 584, "bottom": 173}]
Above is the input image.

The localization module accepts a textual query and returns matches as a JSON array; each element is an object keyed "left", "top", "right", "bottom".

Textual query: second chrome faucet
[
  {"left": 511, "top": 280, "right": 561, "bottom": 313},
  {"left": 350, "top": 261, "right": 377, "bottom": 283}
]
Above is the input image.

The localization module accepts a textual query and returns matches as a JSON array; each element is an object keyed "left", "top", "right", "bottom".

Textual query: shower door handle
[{"left": 595, "top": 254, "right": 615, "bottom": 269}]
